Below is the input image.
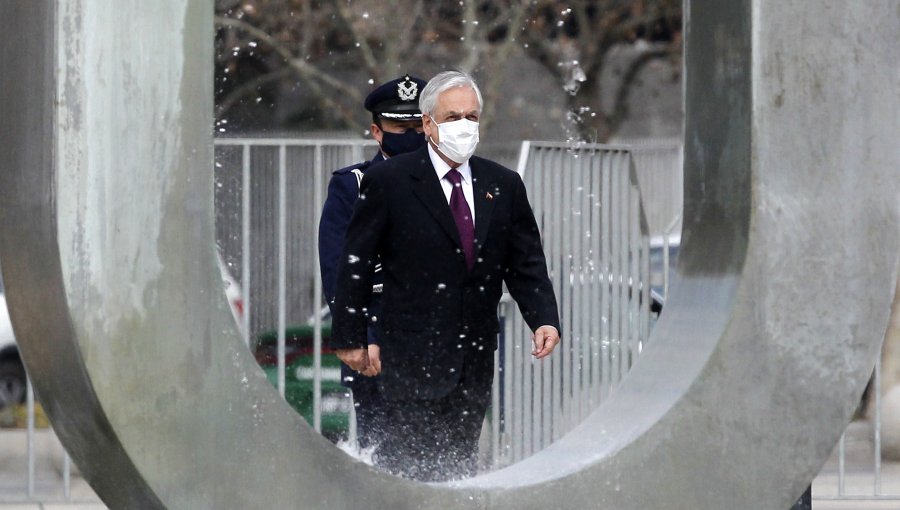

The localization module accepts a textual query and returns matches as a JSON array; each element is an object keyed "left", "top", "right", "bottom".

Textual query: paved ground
[
  {"left": 0, "top": 428, "right": 102, "bottom": 509},
  {"left": 1, "top": 420, "right": 898, "bottom": 509}
]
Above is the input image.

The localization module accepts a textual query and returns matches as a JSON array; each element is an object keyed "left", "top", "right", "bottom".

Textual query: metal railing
[
  {"left": 629, "top": 142, "right": 683, "bottom": 238},
  {"left": 489, "top": 142, "right": 652, "bottom": 468},
  {"left": 812, "top": 353, "right": 900, "bottom": 502},
  {"left": 213, "top": 137, "right": 377, "bottom": 435}
]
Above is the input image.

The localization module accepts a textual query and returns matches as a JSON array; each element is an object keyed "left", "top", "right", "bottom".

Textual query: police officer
[{"left": 318, "top": 75, "right": 427, "bottom": 450}]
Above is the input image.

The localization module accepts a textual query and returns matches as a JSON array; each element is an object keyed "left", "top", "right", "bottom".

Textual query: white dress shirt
[{"left": 427, "top": 143, "right": 475, "bottom": 223}]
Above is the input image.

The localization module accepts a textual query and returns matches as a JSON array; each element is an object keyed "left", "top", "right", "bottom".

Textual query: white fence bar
[
  {"left": 875, "top": 350, "right": 883, "bottom": 495},
  {"left": 63, "top": 451, "right": 71, "bottom": 500},
  {"left": 312, "top": 144, "right": 323, "bottom": 433},
  {"left": 600, "top": 153, "right": 612, "bottom": 403},
  {"left": 26, "top": 378, "right": 34, "bottom": 499},
  {"left": 241, "top": 143, "right": 252, "bottom": 346},
  {"left": 277, "top": 145, "right": 287, "bottom": 398}
]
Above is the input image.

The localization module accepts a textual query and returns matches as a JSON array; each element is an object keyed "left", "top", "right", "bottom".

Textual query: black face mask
[{"left": 380, "top": 128, "right": 426, "bottom": 157}]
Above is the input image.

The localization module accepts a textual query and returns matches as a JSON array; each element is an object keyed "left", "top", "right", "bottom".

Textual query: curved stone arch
[{"left": 0, "top": 1, "right": 897, "bottom": 509}]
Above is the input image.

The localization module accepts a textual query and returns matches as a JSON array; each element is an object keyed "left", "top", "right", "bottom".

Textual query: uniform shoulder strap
[{"left": 350, "top": 168, "right": 364, "bottom": 197}]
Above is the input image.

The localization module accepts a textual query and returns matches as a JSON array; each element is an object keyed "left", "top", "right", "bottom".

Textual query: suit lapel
[
  {"left": 471, "top": 161, "right": 496, "bottom": 256},
  {"left": 409, "top": 151, "right": 462, "bottom": 248}
]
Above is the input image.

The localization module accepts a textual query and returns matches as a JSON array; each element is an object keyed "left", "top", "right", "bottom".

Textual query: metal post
[
  {"left": 312, "top": 144, "right": 323, "bottom": 433},
  {"left": 64, "top": 451, "right": 72, "bottom": 500},
  {"left": 26, "top": 377, "right": 34, "bottom": 499},
  {"left": 838, "top": 432, "right": 845, "bottom": 496},
  {"left": 874, "top": 352, "right": 882, "bottom": 495},
  {"left": 277, "top": 145, "right": 287, "bottom": 398},
  {"left": 600, "top": 152, "right": 612, "bottom": 401},
  {"left": 590, "top": 153, "right": 603, "bottom": 408},
  {"left": 241, "top": 143, "right": 252, "bottom": 346}
]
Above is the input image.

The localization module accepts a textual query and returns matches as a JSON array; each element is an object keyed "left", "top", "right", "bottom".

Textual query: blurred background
[{"left": 213, "top": 0, "right": 684, "bottom": 155}]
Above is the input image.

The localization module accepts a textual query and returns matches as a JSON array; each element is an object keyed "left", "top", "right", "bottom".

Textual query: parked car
[
  {"left": 253, "top": 310, "right": 352, "bottom": 442},
  {"left": 0, "top": 277, "right": 26, "bottom": 411}
]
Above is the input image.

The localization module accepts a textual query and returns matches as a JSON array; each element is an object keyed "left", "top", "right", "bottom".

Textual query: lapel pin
[{"left": 486, "top": 192, "right": 493, "bottom": 200}]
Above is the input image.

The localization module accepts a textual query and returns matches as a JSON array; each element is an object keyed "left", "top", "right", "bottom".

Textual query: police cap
[{"left": 364, "top": 74, "right": 427, "bottom": 121}]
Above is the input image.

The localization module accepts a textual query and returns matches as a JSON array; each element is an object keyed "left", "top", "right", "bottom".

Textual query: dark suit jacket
[{"left": 330, "top": 145, "right": 560, "bottom": 401}]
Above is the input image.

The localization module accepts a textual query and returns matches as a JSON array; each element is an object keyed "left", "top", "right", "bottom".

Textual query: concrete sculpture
[{"left": 0, "top": 1, "right": 897, "bottom": 508}]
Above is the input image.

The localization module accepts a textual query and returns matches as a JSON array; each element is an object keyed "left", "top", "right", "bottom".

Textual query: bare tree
[
  {"left": 519, "top": 0, "right": 682, "bottom": 142},
  {"left": 214, "top": 0, "right": 681, "bottom": 140}
]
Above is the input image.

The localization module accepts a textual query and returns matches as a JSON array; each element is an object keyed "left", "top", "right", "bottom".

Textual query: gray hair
[{"left": 418, "top": 70, "right": 483, "bottom": 117}]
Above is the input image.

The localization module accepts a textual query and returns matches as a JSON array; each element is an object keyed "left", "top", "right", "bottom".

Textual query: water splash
[{"left": 561, "top": 60, "right": 586, "bottom": 96}]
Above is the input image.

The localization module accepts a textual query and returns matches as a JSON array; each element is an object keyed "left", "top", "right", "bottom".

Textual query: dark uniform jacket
[
  {"left": 330, "top": 145, "right": 560, "bottom": 401},
  {"left": 318, "top": 151, "right": 385, "bottom": 388}
]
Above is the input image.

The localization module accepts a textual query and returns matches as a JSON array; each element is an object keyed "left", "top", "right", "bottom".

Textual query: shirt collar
[{"left": 427, "top": 143, "right": 472, "bottom": 183}]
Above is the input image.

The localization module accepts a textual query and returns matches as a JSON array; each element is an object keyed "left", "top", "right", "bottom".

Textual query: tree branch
[
  {"left": 216, "top": 67, "right": 293, "bottom": 119},
  {"left": 458, "top": 0, "right": 482, "bottom": 73},
  {"left": 478, "top": 0, "right": 531, "bottom": 131},
  {"left": 214, "top": 15, "right": 364, "bottom": 105},
  {"left": 331, "top": 0, "right": 382, "bottom": 83},
  {"left": 608, "top": 44, "right": 679, "bottom": 132}
]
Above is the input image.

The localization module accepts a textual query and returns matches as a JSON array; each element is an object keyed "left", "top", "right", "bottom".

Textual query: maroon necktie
[{"left": 445, "top": 169, "right": 475, "bottom": 271}]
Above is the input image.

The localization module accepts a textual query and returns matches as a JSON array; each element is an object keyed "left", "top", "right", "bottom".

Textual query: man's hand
[
  {"left": 360, "top": 344, "right": 381, "bottom": 377},
  {"left": 532, "top": 326, "right": 560, "bottom": 359},
  {"left": 336, "top": 348, "right": 369, "bottom": 372},
  {"left": 336, "top": 344, "right": 382, "bottom": 376}
]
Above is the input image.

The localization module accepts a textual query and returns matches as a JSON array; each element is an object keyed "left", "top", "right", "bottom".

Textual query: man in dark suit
[
  {"left": 318, "top": 75, "right": 428, "bottom": 451},
  {"left": 330, "top": 70, "right": 561, "bottom": 481}
]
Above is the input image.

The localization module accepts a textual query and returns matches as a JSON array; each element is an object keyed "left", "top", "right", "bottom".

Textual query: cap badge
[{"left": 397, "top": 77, "right": 418, "bottom": 101}]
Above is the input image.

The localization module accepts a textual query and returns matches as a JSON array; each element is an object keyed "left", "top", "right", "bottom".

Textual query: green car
[{"left": 254, "top": 320, "right": 353, "bottom": 442}]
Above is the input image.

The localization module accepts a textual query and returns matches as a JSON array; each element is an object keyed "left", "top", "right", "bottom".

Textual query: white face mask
[{"left": 432, "top": 118, "right": 480, "bottom": 163}]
